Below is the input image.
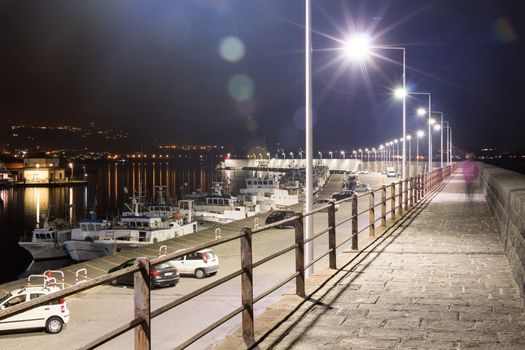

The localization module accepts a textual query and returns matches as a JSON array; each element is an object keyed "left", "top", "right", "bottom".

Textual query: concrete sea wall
[{"left": 478, "top": 163, "right": 525, "bottom": 299}]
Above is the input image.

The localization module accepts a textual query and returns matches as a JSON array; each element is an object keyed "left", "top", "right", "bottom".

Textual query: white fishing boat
[
  {"left": 62, "top": 219, "right": 110, "bottom": 261},
  {"left": 64, "top": 195, "right": 197, "bottom": 261},
  {"left": 18, "top": 216, "right": 71, "bottom": 262},
  {"left": 238, "top": 177, "right": 299, "bottom": 210}
]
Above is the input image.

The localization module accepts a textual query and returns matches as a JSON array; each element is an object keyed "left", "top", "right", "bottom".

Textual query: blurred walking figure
[{"left": 463, "top": 153, "right": 478, "bottom": 200}]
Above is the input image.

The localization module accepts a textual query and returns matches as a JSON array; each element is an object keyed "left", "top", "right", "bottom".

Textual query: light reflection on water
[{"left": 0, "top": 158, "right": 219, "bottom": 282}]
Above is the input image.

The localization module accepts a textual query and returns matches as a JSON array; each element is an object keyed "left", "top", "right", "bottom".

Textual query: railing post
[
  {"left": 368, "top": 191, "right": 375, "bottom": 238},
  {"left": 403, "top": 179, "right": 409, "bottom": 211},
  {"left": 294, "top": 214, "right": 305, "bottom": 297},
  {"left": 134, "top": 257, "right": 151, "bottom": 350},
  {"left": 418, "top": 174, "right": 422, "bottom": 201},
  {"left": 328, "top": 203, "right": 337, "bottom": 269},
  {"left": 390, "top": 183, "right": 396, "bottom": 221},
  {"left": 423, "top": 172, "right": 427, "bottom": 196},
  {"left": 351, "top": 194, "right": 358, "bottom": 250},
  {"left": 409, "top": 177, "right": 414, "bottom": 208},
  {"left": 240, "top": 227, "right": 254, "bottom": 342},
  {"left": 397, "top": 180, "right": 403, "bottom": 217},
  {"left": 381, "top": 185, "right": 387, "bottom": 227}
]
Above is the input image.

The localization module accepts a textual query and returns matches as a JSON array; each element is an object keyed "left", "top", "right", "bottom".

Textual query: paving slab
[{"left": 215, "top": 170, "right": 525, "bottom": 349}]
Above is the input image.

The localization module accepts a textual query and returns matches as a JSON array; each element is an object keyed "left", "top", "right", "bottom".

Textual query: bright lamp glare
[
  {"left": 429, "top": 118, "right": 436, "bottom": 125},
  {"left": 344, "top": 33, "right": 371, "bottom": 60},
  {"left": 434, "top": 124, "right": 441, "bottom": 131},
  {"left": 394, "top": 87, "right": 407, "bottom": 99},
  {"left": 417, "top": 130, "right": 424, "bottom": 138},
  {"left": 417, "top": 108, "right": 427, "bottom": 116}
]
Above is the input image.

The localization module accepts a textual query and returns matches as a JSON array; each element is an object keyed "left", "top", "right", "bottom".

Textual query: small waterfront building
[{"left": 19, "top": 157, "right": 66, "bottom": 183}]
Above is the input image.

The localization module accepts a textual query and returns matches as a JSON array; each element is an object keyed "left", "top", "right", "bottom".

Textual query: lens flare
[
  {"left": 228, "top": 74, "right": 254, "bottom": 101},
  {"left": 218, "top": 36, "right": 245, "bottom": 63}
]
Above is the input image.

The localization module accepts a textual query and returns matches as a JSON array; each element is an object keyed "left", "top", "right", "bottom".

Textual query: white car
[
  {"left": 170, "top": 249, "right": 219, "bottom": 279},
  {"left": 0, "top": 285, "right": 70, "bottom": 334},
  {"left": 355, "top": 184, "right": 372, "bottom": 192}
]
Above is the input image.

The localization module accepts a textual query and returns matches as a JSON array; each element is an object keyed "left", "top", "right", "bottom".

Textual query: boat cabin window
[
  {"left": 263, "top": 181, "right": 268, "bottom": 185},
  {"left": 95, "top": 224, "right": 101, "bottom": 231},
  {"left": 247, "top": 180, "right": 252, "bottom": 185},
  {"left": 88, "top": 224, "right": 95, "bottom": 231},
  {"left": 81, "top": 224, "right": 88, "bottom": 231}
]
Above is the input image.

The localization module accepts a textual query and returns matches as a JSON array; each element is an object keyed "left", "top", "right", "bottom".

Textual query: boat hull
[{"left": 18, "top": 242, "right": 69, "bottom": 261}]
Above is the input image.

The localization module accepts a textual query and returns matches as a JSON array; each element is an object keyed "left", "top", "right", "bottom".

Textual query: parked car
[
  {"left": 170, "top": 249, "right": 219, "bottom": 279},
  {"left": 0, "top": 284, "right": 70, "bottom": 334},
  {"left": 355, "top": 184, "right": 372, "bottom": 192},
  {"left": 313, "top": 199, "right": 339, "bottom": 211},
  {"left": 331, "top": 190, "right": 356, "bottom": 201},
  {"left": 386, "top": 167, "right": 397, "bottom": 178},
  {"left": 108, "top": 259, "right": 180, "bottom": 288},
  {"left": 264, "top": 210, "right": 297, "bottom": 228}
]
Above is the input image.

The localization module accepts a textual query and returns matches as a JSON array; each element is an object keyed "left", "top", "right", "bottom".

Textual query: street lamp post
[
  {"left": 329, "top": 151, "right": 333, "bottom": 159},
  {"left": 443, "top": 121, "right": 451, "bottom": 165},
  {"left": 416, "top": 130, "right": 424, "bottom": 174},
  {"left": 69, "top": 162, "right": 74, "bottom": 180},
  {"left": 305, "top": 0, "right": 314, "bottom": 276},
  {"left": 341, "top": 150, "right": 345, "bottom": 159},
  {"left": 345, "top": 36, "right": 406, "bottom": 179},
  {"left": 406, "top": 135, "right": 412, "bottom": 177},
  {"left": 431, "top": 111, "right": 444, "bottom": 167},
  {"left": 413, "top": 92, "right": 432, "bottom": 171}
]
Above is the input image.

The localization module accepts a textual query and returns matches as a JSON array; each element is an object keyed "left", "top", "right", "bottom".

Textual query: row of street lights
[{"left": 303, "top": 1, "right": 455, "bottom": 275}]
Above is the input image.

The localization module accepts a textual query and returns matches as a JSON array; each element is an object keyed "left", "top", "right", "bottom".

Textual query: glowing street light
[
  {"left": 344, "top": 33, "right": 371, "bottom": 60},
  {"left": 282, "top": 152, "right": 286, "bottom": 159},
  {"left": 329, "top": 151, "right": 333, "bottom": 159},
  {"left": 69, "top": 162, "right": 74, "bottom": 180},
  {"left": 318, "top": 151, "right": 322, "bottom": 159},
  {"left": 341, "top": 150, "right": 345, "bottom": 159},
  {"left": 290, "top": 152, "right": 294, "bottom": 160}
]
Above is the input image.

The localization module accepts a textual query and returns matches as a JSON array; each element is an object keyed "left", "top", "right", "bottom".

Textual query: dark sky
[{"left": 0, "top": 0, "right": 524, "bottom": 153}]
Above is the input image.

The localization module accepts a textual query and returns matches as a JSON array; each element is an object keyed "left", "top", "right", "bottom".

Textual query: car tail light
[
  {"left": 150, "top": 269, "right": 160, "bottom": 277},
  {"left": 200, "top": 252, "right": 207, "bottom": 263},
  {"left": 59, "top": 297, "right": 64, "bottom": 304}
]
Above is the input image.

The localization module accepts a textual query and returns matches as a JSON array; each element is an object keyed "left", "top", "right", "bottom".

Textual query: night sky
[{"left": 0, "top": 0, "right": 524, "bottom": 153}]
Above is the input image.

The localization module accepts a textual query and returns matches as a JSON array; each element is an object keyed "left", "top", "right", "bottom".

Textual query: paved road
[
  {"left": 232, "top": 170, "right": 525, "bottom": 349},
  {"left": 0, "top": 172, "right": 400, "bottom": 349}
]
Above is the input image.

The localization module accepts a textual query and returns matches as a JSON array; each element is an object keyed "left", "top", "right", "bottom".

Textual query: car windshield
[
  {"left": 155, "top": 262, "right": 174, "bottom": 269},
  {"left": 203, "top": 251, "right": 216, "bottom": 259},
  {"left": 0, "top": 293, "right": 12, "bottom": 305}
]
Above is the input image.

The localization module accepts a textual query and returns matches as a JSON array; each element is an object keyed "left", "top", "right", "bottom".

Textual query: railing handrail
[{"left": 0, "top": 164, "right": 457, "bottom": 350}]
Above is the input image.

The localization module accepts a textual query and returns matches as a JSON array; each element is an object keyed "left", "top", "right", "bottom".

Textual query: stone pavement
[{"left": 216, "top": 170, "right": 525, "bottom": 349}]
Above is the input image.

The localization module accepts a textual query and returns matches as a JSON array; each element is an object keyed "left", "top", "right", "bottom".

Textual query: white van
[
  {"left": 386, "top": 167, "right": 397, "bottom": 178},
  {"left": 170, "top": 249, "right": 219, "bottom": 279},
  {"left": 0, "top": 285, "right": 70, "bottom": 334}
]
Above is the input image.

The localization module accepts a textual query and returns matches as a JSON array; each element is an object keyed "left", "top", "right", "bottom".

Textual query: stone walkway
[{"left": 217, "top": 170, "right": 525, "bottom": 349}]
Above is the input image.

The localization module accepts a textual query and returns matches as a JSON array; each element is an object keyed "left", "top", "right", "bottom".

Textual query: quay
[{"left": 1, "top": 163, "right": 525, "bottom": 349}]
